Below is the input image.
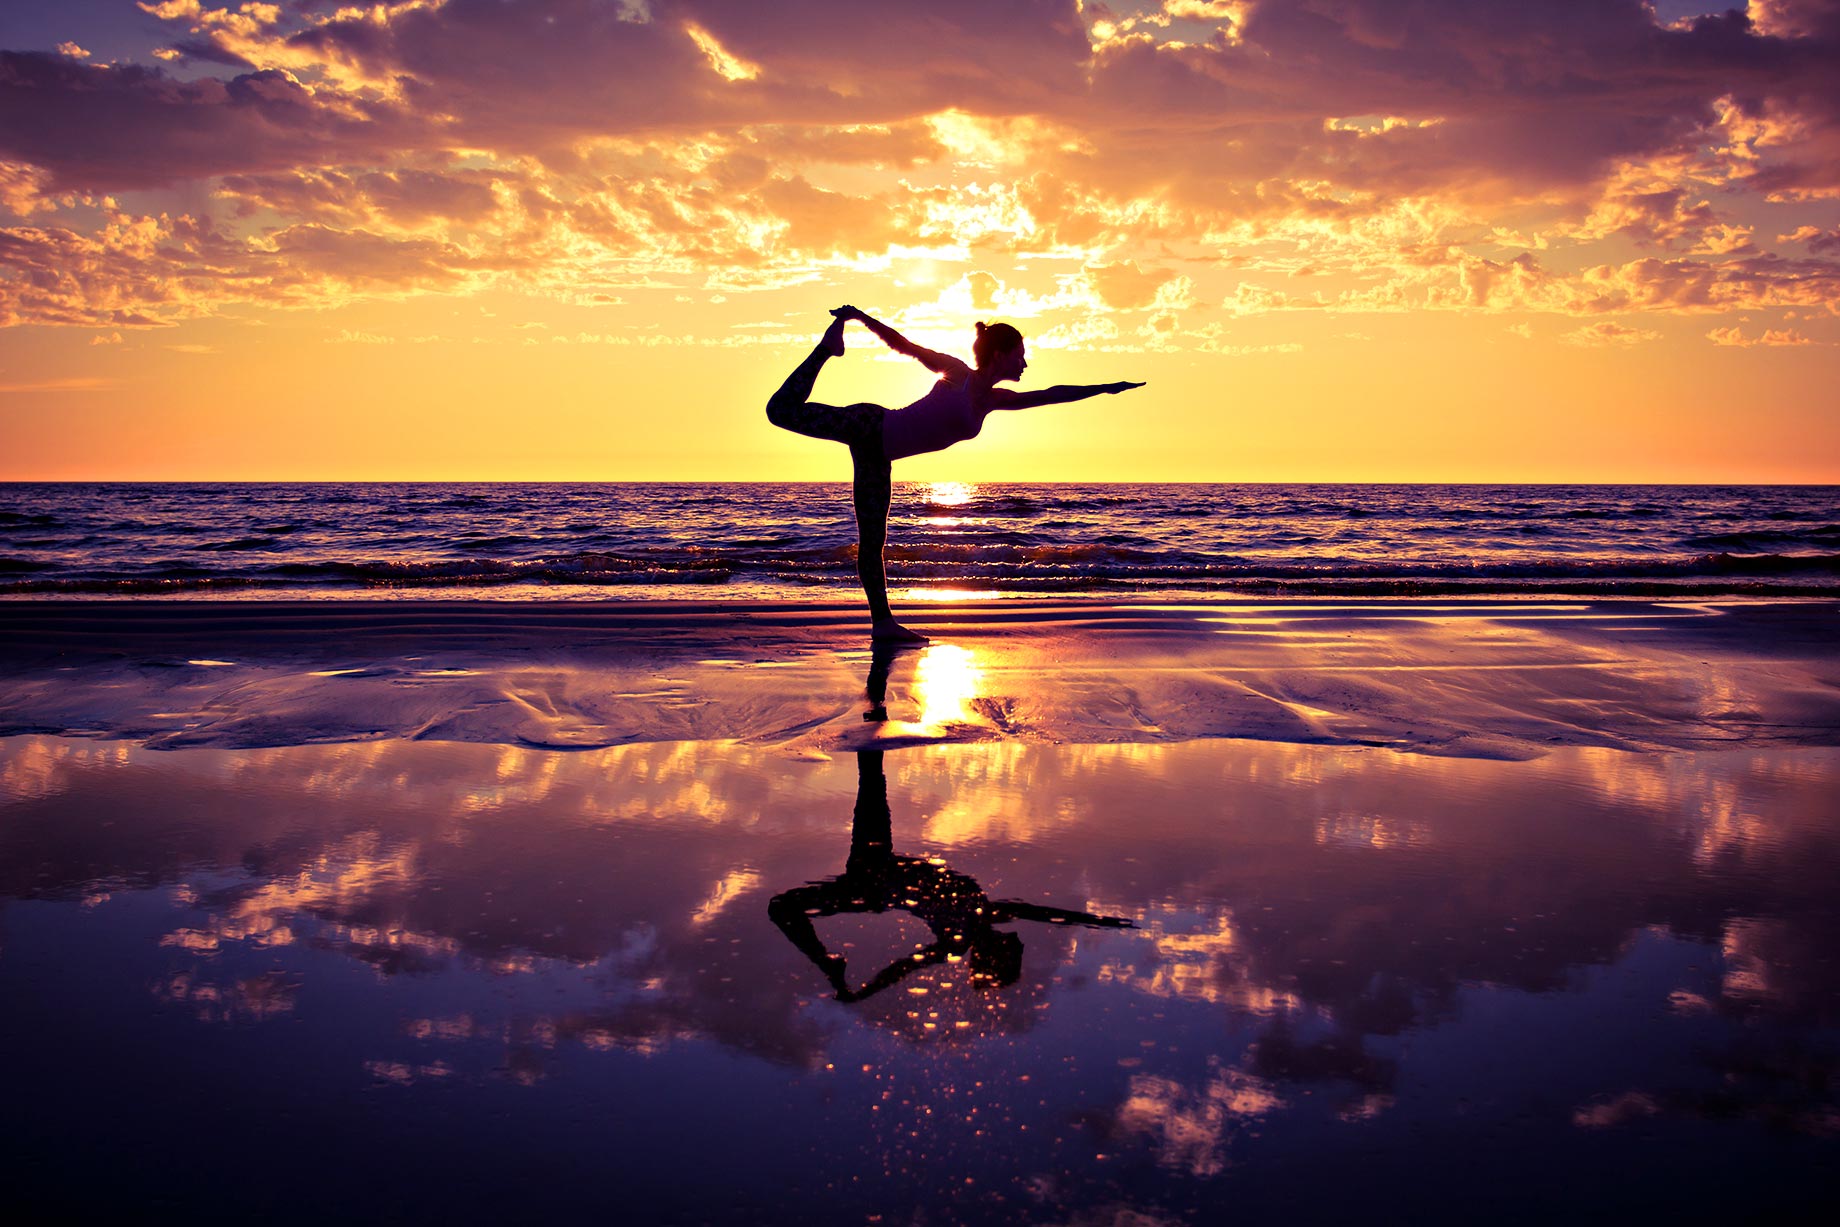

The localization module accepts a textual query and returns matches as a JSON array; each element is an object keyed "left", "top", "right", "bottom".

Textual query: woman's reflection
[{"left": 771, "top": 670, "right": 1132, "bottom": 1001}]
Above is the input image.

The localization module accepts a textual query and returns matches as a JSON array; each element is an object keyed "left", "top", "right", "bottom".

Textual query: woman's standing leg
[{"left": 853, "top": 444, "right": 925, "bottom": 642}]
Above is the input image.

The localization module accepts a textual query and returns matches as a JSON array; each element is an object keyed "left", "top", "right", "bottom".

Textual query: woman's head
[{"left": 973, "top": 321, "right": 1026, "bottom": 380}]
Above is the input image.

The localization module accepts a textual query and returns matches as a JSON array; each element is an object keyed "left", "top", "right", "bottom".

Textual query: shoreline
[{"left": 7, "top": 580, "right": 1839, "bottom": 600}]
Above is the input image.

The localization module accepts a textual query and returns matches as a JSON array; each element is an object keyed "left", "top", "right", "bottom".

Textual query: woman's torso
[{"left": 881, "top": 373, "right": 985, "bottom": 461}]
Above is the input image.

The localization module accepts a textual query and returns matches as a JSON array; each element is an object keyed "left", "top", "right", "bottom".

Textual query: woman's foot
[
  {"left": 871, "top": 618, "right": 928, "bottom": 644},
  {"left": 820, "top": 314, "right": 848, "bottom": 357}
]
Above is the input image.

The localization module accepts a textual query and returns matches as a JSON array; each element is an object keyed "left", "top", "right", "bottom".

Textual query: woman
[{"left": 766, "top": 304, "right": 1145, "bottom": 641}]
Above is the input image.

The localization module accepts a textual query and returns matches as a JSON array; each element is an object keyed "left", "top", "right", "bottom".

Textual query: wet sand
[
  {"left": 3, "top": 597, "right": 1838, "bottom": 1220},
  {"left": 3, "top": 597, "right": 1837, "bottom": 757}
]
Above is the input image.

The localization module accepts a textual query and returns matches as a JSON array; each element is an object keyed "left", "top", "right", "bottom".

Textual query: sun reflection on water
[
  {"left": 924, "top": 481, "right": 976, "bottom": 506},
  {"left": 900, "top": 586, "right": 1002, "bottom": 602},
  {"left": 913, "top": 643, "right": 984, "bottom": 728},
  {"left": 916, "top": 480, "right": 980, "bottom": 528}
]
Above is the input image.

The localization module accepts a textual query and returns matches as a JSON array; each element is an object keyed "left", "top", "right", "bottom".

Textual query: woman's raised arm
[
  {"left": 988, "top": 381, "right": 1146, "bottom": 411},
  {"left": 833, "top": 305, "right": 969, "bottom": 379}
]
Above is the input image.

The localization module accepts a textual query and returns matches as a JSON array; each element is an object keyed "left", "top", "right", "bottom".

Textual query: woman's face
[{"left": 994, "top": 342, "right": 1028, "bottom": 383}]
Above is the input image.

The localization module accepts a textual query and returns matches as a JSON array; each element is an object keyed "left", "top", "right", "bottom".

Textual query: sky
[{"left": 1, "top": 0, "right": 1838, "bottom": 482}]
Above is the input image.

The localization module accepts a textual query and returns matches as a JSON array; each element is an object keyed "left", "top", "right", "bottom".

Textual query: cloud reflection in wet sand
[{"left": 2, "top": 733, "right": 1838, "bottom": 1218}]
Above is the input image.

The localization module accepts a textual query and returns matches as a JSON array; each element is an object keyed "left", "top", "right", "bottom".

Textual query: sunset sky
[{"left": 2, "top": 0, "right": 1837, "bottom": 482}]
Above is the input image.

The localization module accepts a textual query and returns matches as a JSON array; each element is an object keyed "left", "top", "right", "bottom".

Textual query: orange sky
[{"left": 2, "top": 0, "right": 1838, "bottom": 482}]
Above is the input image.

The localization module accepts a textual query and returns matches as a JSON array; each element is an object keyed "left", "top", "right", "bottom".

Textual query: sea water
[{"left": 2, "top": 481, "right": 1837, "bottom": 599}]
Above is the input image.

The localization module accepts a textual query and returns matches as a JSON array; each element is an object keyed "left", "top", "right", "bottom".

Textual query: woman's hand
[
  {"left": 1106, "top": 381, "right": 1147, "bottom": 393},
  {"left": 830, "top": 304, "right": 869, "bottom": 322}
]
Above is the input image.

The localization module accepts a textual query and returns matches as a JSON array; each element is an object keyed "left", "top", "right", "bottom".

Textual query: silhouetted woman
[{"left": 766, "top": 305, "right": 1145, "bottom": 641}]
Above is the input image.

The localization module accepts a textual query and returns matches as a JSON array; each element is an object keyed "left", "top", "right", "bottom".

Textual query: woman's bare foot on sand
[
  {"left": 871, "top": 618, "right": 928, "bottom": 644},
  {"left": 821, "top": 313, "right": 848, "bottom": 356}
]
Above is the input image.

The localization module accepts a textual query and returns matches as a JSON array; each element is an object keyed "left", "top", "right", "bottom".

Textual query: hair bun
[{"left": 975, "top": 321, "right": 988, "bottom": 333}]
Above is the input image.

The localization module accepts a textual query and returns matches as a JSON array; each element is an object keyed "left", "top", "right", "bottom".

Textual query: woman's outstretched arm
[
  {"left": 833, "top": 305, "right": 969, "bottom": 379},
  {"left": 988, "top": 381, "right": 1146, "bottom": 411}
]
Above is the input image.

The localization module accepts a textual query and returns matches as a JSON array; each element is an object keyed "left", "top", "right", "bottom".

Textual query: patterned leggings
[
  {"left": 767, "top": 344, "right": 894, "bottom": 619},
  {"left": 767, "top": 397, "right": 885, "bottom": 453}
]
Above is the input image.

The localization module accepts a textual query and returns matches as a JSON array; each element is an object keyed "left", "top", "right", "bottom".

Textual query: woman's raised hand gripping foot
[{"left": 821, "top": 310, "right": 848, "bottom": 356}]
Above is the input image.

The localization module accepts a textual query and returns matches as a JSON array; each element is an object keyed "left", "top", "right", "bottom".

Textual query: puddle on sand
[{"left": 2, "top": 734, "right": 1838, "bottom": 1223}]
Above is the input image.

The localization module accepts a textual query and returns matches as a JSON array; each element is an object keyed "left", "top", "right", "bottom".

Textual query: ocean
[{"left": 2, "top": 481, "right": 1837, "bottom": 600}]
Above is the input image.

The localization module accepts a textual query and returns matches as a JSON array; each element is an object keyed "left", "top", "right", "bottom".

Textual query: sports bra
[{"left": 881, "top": 374, "right": 985, "bottom": 461}]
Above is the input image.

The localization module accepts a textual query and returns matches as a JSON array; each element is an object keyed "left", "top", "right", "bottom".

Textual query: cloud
[
  {"left": 217, "top": 167, "right": 506, "bottom": 227},
  {"left": 683, "top": 22, "right": 759, "bottom": 82},
  {"left": 757, "top": 175, "right": 919, "bottom": 258},
  {"left": 1033, "top": 314, "right": 1123, "bottom": 350},
  {"left": 1, "top": 0, "right": 1838, "bottom": 336},
  {"left": 1560, "top": 321, "right": 1663, "bottom": 347},
  {"left": 1706, "top": 325, "right": 1815, "bottom": 346},
  {"left": 1781, "top": 224, "right": 1840, "bottom": 254},
  {"left": 262, "top": 222, "right": 486, "bottom": 289},
  {"left": 0, "top": 205, "right": 509, "bottom": 327},
  {"left": 1087, "top": 260, "right": 1172, "bottom": 310},
  {"left": 0, "top": 51, "right": 418, "bottom": 191},
  {"left": 1071, "top": 0, "right": 1820, "bottom": 211},
  {"left": 0, "top": 161, "right": 72, "bottom": 218}
]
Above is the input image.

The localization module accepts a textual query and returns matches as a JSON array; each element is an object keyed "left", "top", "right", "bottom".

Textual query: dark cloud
[
  {"left": 167, "top": 36, "right": 257, "bottom": 69},
  {"left": 1806, "top": 226, "right": 1840, "bottom": 255},
  {"left": 1068, "top": 0, "right": 1832, "bottom": 213},
  {"left": 267, "top": 0, "right": 1092, "bottom": 160},
  {"left": 8, "top": 1, "right": 1839, "bottom": 208},
  {"left": 0, "top": 51, "right": 415, "bottom": 191}
]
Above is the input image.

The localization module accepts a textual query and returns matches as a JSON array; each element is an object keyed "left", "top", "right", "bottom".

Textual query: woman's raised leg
[
  {"left": 766, "top": 315, "right": 847, "bottom": 428},
  {"left": 852, "top": 445, "right": 926, "bottom": 643}
]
